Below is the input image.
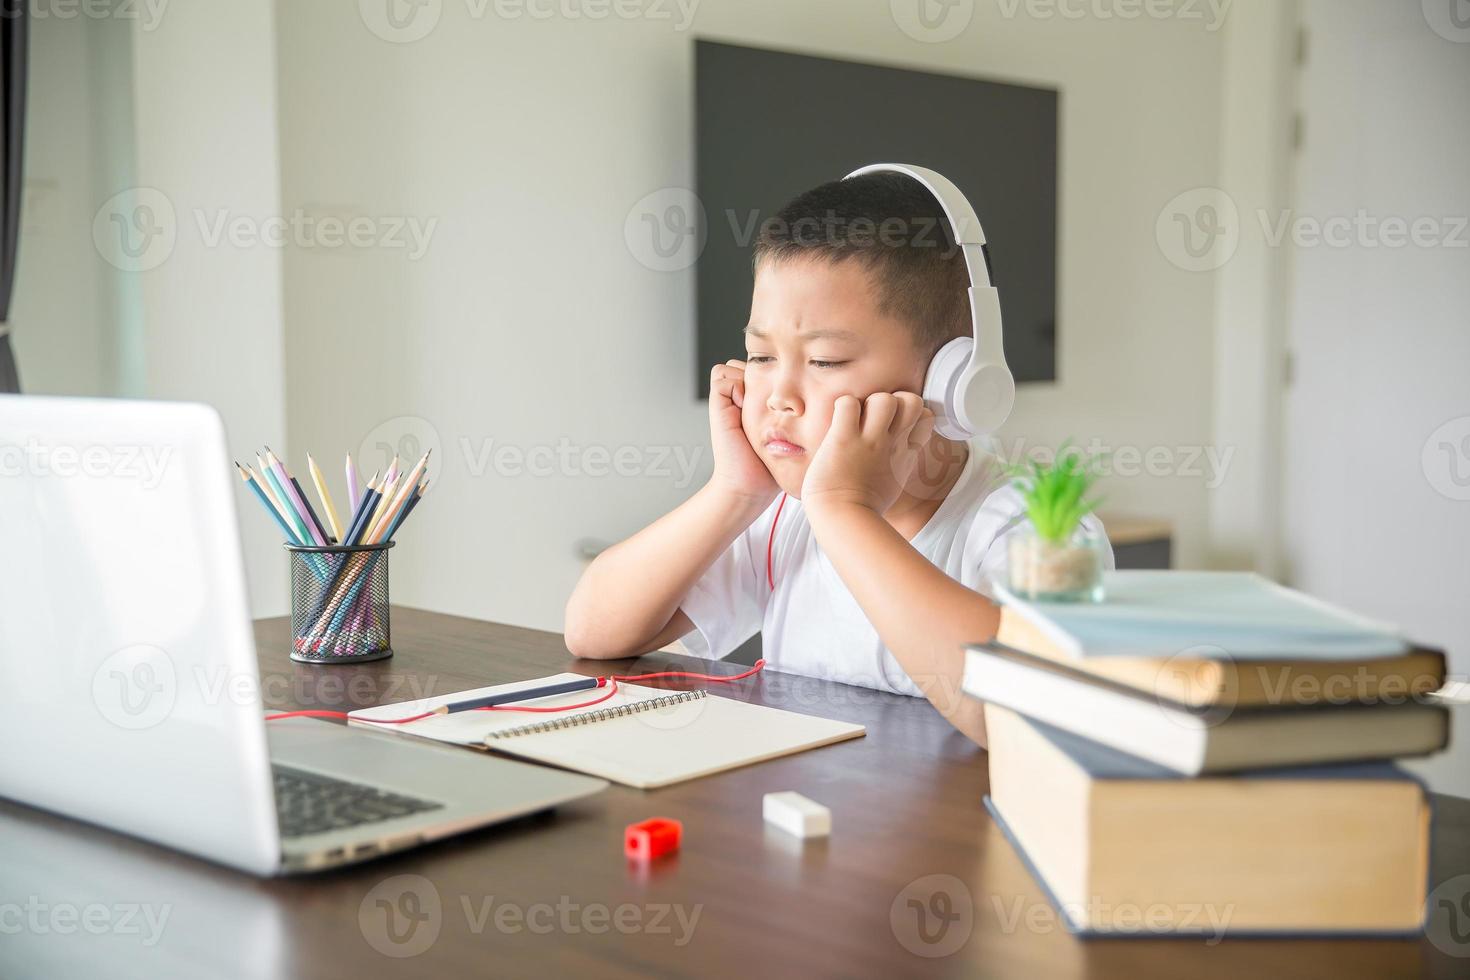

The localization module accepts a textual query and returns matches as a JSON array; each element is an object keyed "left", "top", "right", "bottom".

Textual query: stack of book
[{"left": 963, "top": 571, "right": 1450, "bottom": 938}]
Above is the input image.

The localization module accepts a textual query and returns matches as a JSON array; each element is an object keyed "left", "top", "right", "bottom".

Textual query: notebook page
[{"left": 486, "top": 693, "right": 866, "bottom": 789}]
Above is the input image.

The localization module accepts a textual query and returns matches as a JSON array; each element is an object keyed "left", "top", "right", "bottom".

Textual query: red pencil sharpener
[{"left": 624, "top": 817, "right": 682, "bottom": 861}]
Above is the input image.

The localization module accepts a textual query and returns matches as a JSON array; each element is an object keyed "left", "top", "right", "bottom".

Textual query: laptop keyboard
[{"left": 273, "top": 764, "right": 445, "bottom": 839}]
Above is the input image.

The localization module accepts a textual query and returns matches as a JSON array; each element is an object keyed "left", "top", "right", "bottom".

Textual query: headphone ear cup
[
  {"left": 923, "top": 337, "right": 974, "bottom": 440},
  {"left": 956, "top": 362, "right": 1016, "bottom": 436}
]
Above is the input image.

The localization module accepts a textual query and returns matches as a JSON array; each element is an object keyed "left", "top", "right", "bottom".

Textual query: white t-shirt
[{"left": 677, "top": 449, "right": 1114, "bottom": 698}]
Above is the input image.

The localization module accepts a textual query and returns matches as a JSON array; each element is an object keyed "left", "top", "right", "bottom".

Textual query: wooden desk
[{"left": 1, "top": 607, "right": 1466, "bottom": 978}]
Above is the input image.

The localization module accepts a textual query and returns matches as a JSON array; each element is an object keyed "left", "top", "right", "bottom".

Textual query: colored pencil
[
  {"left": 343, "top": 474, "right": 382, "bottom": 546},
  {"left": 245, "top": 461, "right": 304, "bottom": 544},
  {"left": 308, "top": 453, "right": 344, "bottom": 542},
  {"left": 366, "top": 450, "right": 430, "bottom": 543},
  {"left": 258, "top": 453, "right": 312, "bottom": 545},
  {"left": 291, "top": 475, "right": 330, "bottom": 544},
  {"left": 266, "top": 448, "right": 326, "bottom": 546},
  {"left": 382, "top": 479, "right": 428, "bottom": 541},
  {"left": 364, "top": 470, "right": 401, "bottom": 540},
  {"left": 236, "top": 463, "right": 300, "bottom": 543},
  {"left": 345, "top": 453, "right": 361, "bottom": 513}
]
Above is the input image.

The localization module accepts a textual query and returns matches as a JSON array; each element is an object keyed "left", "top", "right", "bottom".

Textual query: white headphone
[{"left": 842, "top": 164, "right": 1015, "bottom": 440}]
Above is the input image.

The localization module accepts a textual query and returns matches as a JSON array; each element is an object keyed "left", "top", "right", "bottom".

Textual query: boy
[{"left": 565, "top": 170, "right": 1111, "bottom": 747}]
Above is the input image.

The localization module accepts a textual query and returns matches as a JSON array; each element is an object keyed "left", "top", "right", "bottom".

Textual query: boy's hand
[
  {"left": 801, "top": 392, "right": 935, "bottom": 515},
  {"left": 708, "top": 360, "right": 779, "bottom": 505}
]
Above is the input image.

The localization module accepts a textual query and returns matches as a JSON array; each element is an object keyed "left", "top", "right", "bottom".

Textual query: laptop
[{"left": 0, "top": 394, "right": 607, "bottom": 875}]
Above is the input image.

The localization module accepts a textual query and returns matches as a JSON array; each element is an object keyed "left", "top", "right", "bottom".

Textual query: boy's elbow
[
  {"left": 562, "top": 602, "right": 599, "bottom": 659},
  {"left": 562, "top": 602, "right": 625, "bottom": 660}
]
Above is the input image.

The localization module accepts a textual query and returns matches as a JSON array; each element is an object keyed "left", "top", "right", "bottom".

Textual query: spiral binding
[{"left": 484, "top": 689, "right": 707, "bottom": 741}]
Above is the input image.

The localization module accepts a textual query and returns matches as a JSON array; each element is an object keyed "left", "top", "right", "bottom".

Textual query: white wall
[
  {"left": 1281, "top": 0, "right": 1470, "bottom": 797},
  {"left": 1208, "top": 0, "right": 1297, "bottom": 576},
  {"left": 13, "top": 3, "right": 291, "bottom": 617},
  {"left": 274, "top": 0, "right": 1228, "bottom": 632}
]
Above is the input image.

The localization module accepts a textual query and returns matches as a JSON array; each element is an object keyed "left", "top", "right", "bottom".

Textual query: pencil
[
  {"left": 366, "top": 450, "right": 430, "bottom": 543},
  {"left": 291, "top": 475, "right": 330, "bottom": 544},
  {"left": 258, "top": 453, "right": 312, "bottom": 545},
  {"left": 236, "top": 463, "right": 301, "bottom": 543},
  {"left": 308, "top": 454, "right": 344, "bottom": 542},
  {"left": 343, "top": 473, "right": 382, "bottom": 546},
  {"left": 382, "top": 479, "right": 428, "bottom": 541},
  {"left": 364, "top": 469, "right": 401, "bottom": 540},
  {"left": 266, "top": 447, "right": 327, "bottom": 546},
  {"left": 247, "top": 460, "right": 302, "bottom": 540},
  {"left": 345, "top": 453, "right": 361, "bottom": 513}
]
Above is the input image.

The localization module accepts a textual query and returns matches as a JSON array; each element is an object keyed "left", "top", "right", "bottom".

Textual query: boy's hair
[{"left": 751, "top": 172, "right": 971, "bottom": 358}]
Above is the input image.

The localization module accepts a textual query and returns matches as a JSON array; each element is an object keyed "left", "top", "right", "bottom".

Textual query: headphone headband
[
  {"left": 840, "top": 163, "right": 1015, "bottom": 438},
  {"left": 842, "top": 162, "right": 993, "bottom": 288}
]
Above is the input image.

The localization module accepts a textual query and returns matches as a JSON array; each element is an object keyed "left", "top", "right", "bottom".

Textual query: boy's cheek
[{"left": 739, "top": 387, "right": 762, "bottom": 438}]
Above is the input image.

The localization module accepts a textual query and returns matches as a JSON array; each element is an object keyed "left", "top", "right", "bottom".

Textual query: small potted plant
[{"left": 1004, "top": 444, "right": 1106, "bottom": 602}]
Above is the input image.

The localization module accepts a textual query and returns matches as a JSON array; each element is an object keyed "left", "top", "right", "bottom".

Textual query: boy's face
[{"left": 742, "top": 256, "right": 931, "bottom": 498}]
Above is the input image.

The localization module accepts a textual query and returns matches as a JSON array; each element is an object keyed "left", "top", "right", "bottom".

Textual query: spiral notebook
[{"left": 348, "top": 673, "right": 866, "bottom": 788}]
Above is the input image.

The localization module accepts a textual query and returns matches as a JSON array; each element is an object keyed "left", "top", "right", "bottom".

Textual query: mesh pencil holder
[{"left": 286, "top": 541, "right": 395, "bottom": 664}]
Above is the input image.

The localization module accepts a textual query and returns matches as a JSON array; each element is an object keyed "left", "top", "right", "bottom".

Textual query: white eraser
[{"left": 763, "top": 791, "right": 831, "bottom": 838}]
